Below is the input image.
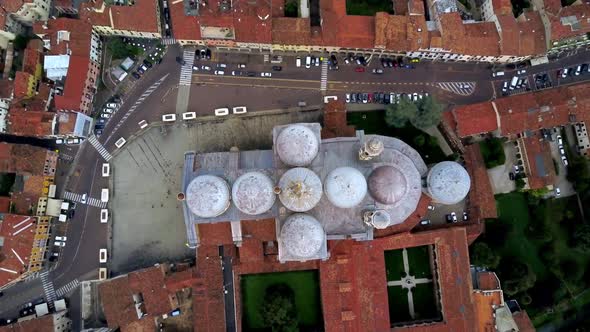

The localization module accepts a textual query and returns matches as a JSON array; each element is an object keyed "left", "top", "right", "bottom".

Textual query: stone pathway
[{"left": 386, "top": 248, "right": 433, "bottom": 319}]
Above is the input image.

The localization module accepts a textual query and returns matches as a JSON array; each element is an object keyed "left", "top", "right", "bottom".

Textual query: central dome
[
  {"left": 280, "top": 213, "right": 325, "bottom": 258},
  {"left": 186, "top": 175, "right": 230, "bottom": 218},
  {"left": 232, "top": 172, "right": 276, "bottom": 215},
  {"left": 427, "top": 161, "right": 471, "bottom": 205},
  {"left": 368, "top": 165, "right": 408, "bottom": 205},
  {"left": 278, "top": 167, "right": 323, "bottom": 212},
  {"left": 276, "top": 125, "right": 319, "bottom": 166},
  {"left": 324, "top": 167, "right": 367, "bottom": 208}
]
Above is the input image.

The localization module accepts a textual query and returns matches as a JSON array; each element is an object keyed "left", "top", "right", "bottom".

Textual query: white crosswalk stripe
[
  {"left": 63, "top": 191, "right": 107, "bottom": 208},
  {"left": 436, "top": 82, "right": 476, "bottom": 96},
  {"left": 40, "top": 271, "right": 57, "bottom": 308},
  {"left": 320, "top": 60, "right": 328, "bottom": 91},
  {"left": 263, "top": 54, "right": 269, "bottom": 63},
  {"left": 179, "top": 50, "right": 195, "bottom": 86},
  {"left": 88, "top": 135, "right": 113, "bottom": 161},
  {"left": 55, "top": 279, "right": 80, "bottom": 298},
  {"left": 162, "top": 37, "right": 176, "bottom": 45}
]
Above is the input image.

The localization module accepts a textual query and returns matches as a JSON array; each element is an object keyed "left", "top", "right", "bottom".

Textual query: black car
[
  {"left": 175, "top": 56, "right": 185, "bottom": 65},
  {"left": 199, "top": 49, "right": 206, "bottom": 59},
  {"left": 384, "top": 93, "right": 390, "bottom": 104},
  {"left": 143, "top": 59, "right": 153, "bottom": 68},
  {"left": 156, "top": 57, "right": 163, "bottom": 64},
  {"left": 132, "top": 72, "right": 141, "bottom": 79},
  {"left": 330, "top": 54, "right": 337, "bottom": 66},
  {"left": 381, "top": 58, "right": 388, "bottom": 67},
  {"left": 351, "top": 93, "right": 357, "bottom": 103},
  {"left": 272, "top": 66, "right": 282, "bottom": 71},
  {"left": 582, "top": 64, "right": 589, "bottom": 73},
  {"left": 247, "top": 71, "right": 256, "bottom": 77},
  {"left": 205, "top": 49, "right": 211, "bottom": 59},
  {"left": 509, "top": 172, "right": 515, "bottom": 180},
  {"left": 386, "top": 59, "right": 394, "bottom": 68},
  {"left": 95, "top": 124, "right": 104, "bottom": 129}
]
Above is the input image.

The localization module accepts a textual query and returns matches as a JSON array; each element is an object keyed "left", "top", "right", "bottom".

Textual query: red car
[
  {"left": 355, "top": 66, "right": 365, "bottom": 72},
  {"left": 367, "top": 93, "right": 373, "bottom": 103}
]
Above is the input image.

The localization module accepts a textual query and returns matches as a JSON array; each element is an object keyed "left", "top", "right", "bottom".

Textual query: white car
[
  {"left": 99, "top": 249, "right": 108, "bottom": 263},
  {"left": 412, "top": 92, "right": 418, "bottom": 101},
  {"left": 100, "top": 113, "right": 111, "bottom": 119},
  {"left": 214, "top": 70, "right": 225, "bottom": 75},
  {"left": 345, "top": 94, "right": 351, "bottom": 103},
  {"left": 217, "top": 63, "right": 227, "bottom": 68},
  {"left": 260, "top": 72, "right": 272, "bottom": 77},
  {"left": 56, "top": 139, "right": 64, "bottom": 144},
  {"left": 214, "top": 108, "right": 230, "bottom": 116},
  {"left": 162, "top": 113, "right": 176, "bottom": 122},
  {"left": 54, "top": 241, "right": 66, "bottom": 247},
  {"left": 555, "top": 187, "right": 561, "bottom": 196},
  {"left": 562, "top": 155, "right": 568, "bottom": 166},
  {"left": 323, "top": 96, "right": 338, "bottom": 103},
  {"left": 81, "top": 193, "right": 87, "bottom": 204},
  {"left": 517, "top": 69, "right": 526, "bottom": 75},
  {"left": 106, "top": 103, "right": 118, "bottom": 108},
  {"left": 182, "top": 112, "right": 197, "bottom": 120},
  {"left": 55, "top": 236, "right": 67, "bottom": 242},
  {"left": 138, "top": 120, "right": 148, "bottom": 129},
  {"left": 237, "top": 64, "right": 246, "bottom": 68},
  {"left": 201, "top": 65, "right": 211, "bottom": 71},
  {"left": 193, "top": 66, "right": 199, "bottom": 71},
  {"left": 103, "top": 108, "right": 113, "bottom": 114},
  {"left": 232, "top": 106, "right": 247, "bottom": 114},
  {"left": 101, "top": 188, "right": 109, "bottom": 203}
]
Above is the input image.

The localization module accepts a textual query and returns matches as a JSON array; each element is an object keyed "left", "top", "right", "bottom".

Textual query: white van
[
  {"left": 509, "top": 76, "right": 519, "bottom": 89},
  {"left": 102, "top": 163, "right": 110, "bottom": 177},
  {"left": 101, "top": 188, "right": 109, "bottom": 203},
  {"left": 492, "top": 71, "right": 505, "bottom": 77},
  {"left": 100, "top": 209, "right": 108, "bottom": 223},
  {"left": 296, "top": 57, "right": 302, "bottom": 68},
  {"left": 305, "top": 56, "right": 311, "bottom": 69}
]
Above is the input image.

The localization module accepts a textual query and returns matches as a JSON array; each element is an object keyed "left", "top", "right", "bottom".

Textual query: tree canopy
[
  {"left": 107, "top": 38, "right": 142, "bottom": 60},
  {"left": 384, "top": 95, "right": 443, "bottom": 129},
  {"left": 470, "top": 242, "right": 501, "bottom": 269},
  {"left": 260, "top": 284, "right": 299, "bottom": 332},
  {"left": 573, "top": 224, "right": 590, "bottom": 253}
]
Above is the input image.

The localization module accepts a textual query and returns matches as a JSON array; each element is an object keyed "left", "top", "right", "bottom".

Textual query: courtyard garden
[
  {"left": 384, "top": 246, "right": 441, "bottom": 325},
  {"left": 470, "top": 191, "right": 590, "bottom": 327},
  {"left": 241, "top": 270, "right": 323, "bottom": 331},
  {"left": 346, "top": 0, "right": 394, "bottom": 15},
  {"left": 347, "top": 111, "right": 450, "bottom": 164},
  {"left": 479, "top": 137, "right": 506, "bottom": 169}
]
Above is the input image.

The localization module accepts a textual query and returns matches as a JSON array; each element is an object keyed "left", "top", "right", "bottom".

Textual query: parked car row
[
  {"left": 446, "top": 211, "right": 468, "bottom": 223},
  {"left": 345, "top": 91, "right": 428, "bottom": 104},
  {"left": 559, "top": 63, "right": 590, "bottom": 79},
  {"left": 131, "top": 59, "right": 155, "bottom": 80},
  {"left": 95, "top": 98, "right": 121, "bottom": 137},
  {"left": 557, "top": 134, "right": 568, "bottom": 166},
  {"left": 162, "top": 0, "right": 171, "bottom": 37}
]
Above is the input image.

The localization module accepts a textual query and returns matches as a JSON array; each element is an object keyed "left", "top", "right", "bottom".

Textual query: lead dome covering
[
  {"left": 324, "top": 167, "right": 367, "bottom": 208},
  {"left": 186, "top": 175, "right": 230, "bottom": 218},
  {"left": 427, "top": 161, "right": 471, "bottom": 205},
  {"left": 275, "top": 125, "right": 319, "bottom": 166},
  {"left": 278, "top": 167, "right": 323, "bottom": 212},
  {"left": 231, "top": 171, "right": 276, "bottom": 215},
  {"left": 280, "top": 213, "right": 325, "bottom": 258},
  {"left": 368, "top": 165, "right": 408, "bottom": 205}
]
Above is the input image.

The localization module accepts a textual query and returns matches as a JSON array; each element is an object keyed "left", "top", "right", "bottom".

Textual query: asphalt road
[{"left": 0, "top": 44, "right": 589, "bottom": 328}]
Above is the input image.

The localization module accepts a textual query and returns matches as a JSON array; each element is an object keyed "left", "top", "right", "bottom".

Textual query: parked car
[
  {"left": 106, "top": 103, "right": 118, "bottom": 108},
  {"left": 214, "top": 70, "right": 225, "bottom": 75},
  {"left": 420, "top": 219, "right": 431, "bottom": 226},
  {"left": 201, "top": 65, "right": 211, "bottom": 71},
  {"left": 451, "top": 212, "right": 458, "bottom": 223},
  {"left": 555, "top": 187, "right": 561, "bottom": 196},
  {"left": 345, "top": 94, "right": 351, "bottom": 103},
  {"left": 217, "top": 63, "right": 227, "bottom": 68},
  {"left": 100, "top": 113, "right": 111, "bottom": 119},
  {"left": 462, "top": 212, "right": 468, "bottom": 221},
  {"left": 247, "top": 71, "right": 256, "bottom": 77},
  {"left": 132, "top": 72, "right": 141, "bottom": 79},
  {"left": 260, "top": 72, "right": 272, "bottom": 77},
  {"left": 237, "top": 63, "right": 247, "bottom": 68},
  {"left": 372, "top": 68, "right": 384, "bottom": 74},
  {"left": 231, "top": 70, "right": 242, "bottom": 76},
  {"left": 143, "top": 59, "right": 152, "bottom": 68},
  {"left": 205, "top": 49, "right": 211, "bottom": 59},
  {"left": 272, "top": 66, "right": 282, "bottom": 71},
  {"left": 355, "top": 67, "right": 365, "bottom": 73}
]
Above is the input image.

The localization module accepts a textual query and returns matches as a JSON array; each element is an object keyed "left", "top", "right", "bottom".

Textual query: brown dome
[{"left": 368, "top": 165, "right": 408, "bottom": 205}]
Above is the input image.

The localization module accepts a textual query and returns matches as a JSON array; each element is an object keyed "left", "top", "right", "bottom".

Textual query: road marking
[
  {"left": 63, "top": 191, "right": 107, "bottom": 208},
  {"left": 55, "top": 279, "right": 80, "bottom": 298},
  {"left": 87, "top": 135, "right": 113, "bottom": 161},
  {"left": 192, "top": 81, "right": 320, "bottom": 90},
  {"left": 192, "top": 74, "right": 329, "bottom": 84},
  {"left": 179, "top": 50, "right": 195, "bottom": 86},
  {"left": 320, "top": 61, "right": 328, "bottom": 92},
  {"left": 436, "top": 82, "right": 476, "bottom": 96},
  {"left": 162, "top": 37, "right": 176, "bottom": 45},
  {"left": 40, "top": 271, "right": 57, "bottom": 308}
]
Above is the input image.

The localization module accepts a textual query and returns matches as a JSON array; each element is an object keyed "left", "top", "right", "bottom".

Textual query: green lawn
[
  {"left": 241, "top": 270, "right": 323, "bottom": 331},
  {"left": 0, "top": 173, "right": 16, "bottom": 196},
  {"left": 388, "top": 286, "right": 411, "bottom": 323},
  {"left": 347, "top": 111, "right": 449, "bottom": 164},
  {"left": 385, "top": 249, "right": 405, "bottom": 281},
  {"left": 411, "top": 283, "right": 441, "bottom": 320},
  {"left": 405, "top": 246, "right": 432, "bottom": 279},
  {"left": 346, "top": 0, "right": 394, "bottom": 15}
]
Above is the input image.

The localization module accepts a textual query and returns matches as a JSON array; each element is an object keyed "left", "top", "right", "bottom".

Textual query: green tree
[
  {"left": 412, "top": 95, "right": 443, "bottom": 129},
  {"left": 470, "top": 242, "right": 500, "bottom": 269},
  {"left": 284, "top": 0, "right": 298, "bottom": 17},
  {"left": 107, "top": 38, "right": 142, "bottom": 60},
  {"left": 384, "top": 97, "right": 418, "bottom": 128},
  {"left": 413, "top": 135, "right": 426, "bottom": 147},
  {"left": 567, "top": 156, "right": 590, "bottom": 194},
  {"left": 260, "top": 284, "right": 299, "bottom": 332},
  {"left": 573, "top": 224, "right": 590, "bottom": 253},
  {"left": 501, "top": 259, "right": 536, "bottom": 296},
  {"left": 13, "top": 34, "right": 33, "bottom": 50}
]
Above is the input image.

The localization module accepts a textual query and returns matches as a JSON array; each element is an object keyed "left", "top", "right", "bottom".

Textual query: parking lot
[
  {"left": 421, "top": 200, "right": 468, "bottom": 227},
  {"left": 109, "top": 109, "right": 322, "bottom": 274}
]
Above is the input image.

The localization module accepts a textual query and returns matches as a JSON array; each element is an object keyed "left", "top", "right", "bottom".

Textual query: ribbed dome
[
  {"left": 280, "top": 213, "right": 325, "bottom": 258},
  {"left": 368, "top": 165, "right": 408, "bottom": 205},
  {"left": 186, "top": 175, "right": 230, "bottom": 218},
  {"left": 324, "top": 167, "right": 367, "bottom": 208},
  {"left": 275, "top": 125, "right": 319, "bottom": 166},
  {"left": 278, "top": 167, "right": 323, "bottom": 212},
  {"left": 427, "top": 161, "right": 471, "bottom": 205},
  {"left": 232, "top": 172, "right": 276, "bottom": 215}
]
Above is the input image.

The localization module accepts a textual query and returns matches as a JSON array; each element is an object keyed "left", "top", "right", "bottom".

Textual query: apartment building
[{"left": 80, "top": 0, "right": 162, "bottom": 39}]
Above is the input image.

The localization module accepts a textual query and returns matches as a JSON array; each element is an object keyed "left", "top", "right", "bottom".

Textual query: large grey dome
[
  {"left": 368, "top": 165, "right": 408, "bottom": 205},
  {"left": 324, "top": 167, "right": 367, "bottom": 208},
  {"left": 427, "top": 161, "right": 471, "bottom": 205},
  {"left": 186, "top": 175, "right": 230, "bottom": 218},
  {"left": 232, "top": 172, "right": 276, "bottom": 215},
  {"left": 280, "top": 213, "right": 325, "bottom": 258},
  {"left": 276, "top": 125, "right": 319, "bottom": 166},
  {"left": 278, "top": 167, "right": 323, "bottom": 212}
]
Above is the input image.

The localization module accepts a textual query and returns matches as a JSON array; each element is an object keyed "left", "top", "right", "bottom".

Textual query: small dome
[
  {"left": 186, "top": 175, "right": 230, "bottom": 218},
  {"left": 232, "top": 172, "right": 276, "bottom": 215},
  {"left": 368, "top": 166, "right": 408, "bottom": 205},
  {"left": 427, "top": 161, "right": 471, "bottom": 205},
  {"left": 324, "top": 167, "right": 367, "bottom": 208},
  {"left": 371, "top": 210, "right": 391, "bottom": 229},
  {"left": 276, "top": 125, "right": 319, "bottom": 166},
  {"left": 280, "top": 213, "right": 325, "bottom": 258},
  {"left": 278, "top": 167, "right": 323, "bottom": 212}
]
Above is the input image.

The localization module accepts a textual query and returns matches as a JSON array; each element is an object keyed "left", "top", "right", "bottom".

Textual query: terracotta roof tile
[
  {"left": 0, "top": 0, "right": 25, "bottom": 14},
  {"left": 34, "top": 18, "right": 94, "bottom": 57},
  {"left": 473, "top": 290, "right": 503, "bottom": 332},
  {"left": 0, "top": 143, "right": 49, "bottom": 175},
  {"left": 522, "top": 136, "right": 555, "bottom": 189},
  {"left": 492, "top": 0, "right": 513, "bottom": 15},
  {"left": 0, "top": 197, "right": 10, "bottom": 213},
  {"left": 516, "top": 11, "right": 547, "bottom": 55},
  {"left": 0, "top": 214, "right": 37, "bottom": 287},
  {"left": 374, "top": 13, "right": 429, "bottom": 51},
  {"left": 272, "top": 18, "right": 311, "bottom": 45},
  {"left": 512, "top": 310, "right": 535, "bottom": 332},
  {"left": 440, "top": 13, "right": 500, "bottom": 56},
  {"left": 240, "top": 218, "right": 276, "bottom": 241},
  {"left": 0, "top": 313, "right": 54, "bottom": 332},
  {"left": 197, "top": 223, "right": 233, "bottom": 245},
  {"left": 476, "top": 271, "right": 500, "bottom": 290},
  {"left": 549, "top": 3, "right": 590, "bottom": 42},
  {"left": 322, "top": 101, "right": 356, "bottom": 139},
  {"left": 7, "top": 109, "right": 54, "bottom": 137},
  {"left": 0, "top": 80, "right": 13, "bottom": 99},
  {"left": 453, "top": 102, "right": 499, "bottom": 137},
  {"left": 13, "top": 72, "right": 33, "bottom": 99},
  {"left": 373, "top": 193, "right": 431, "bottom": 238},
  {"left": 169, "top": 1, "right": 201, "bottom": 41},
  {"left": 464, "top": 144, "right": 498, "bottom": 220},
  {"left": 408, "top": 0, "right": 425, "bottom": 15},
  {"left": 80, "top": 0, "right": 160, "bottom": 34},
  {"left": 54, "top": 56, "right": 90, "bottom": 111},
  {"left": 194, "top": 246, "right": 226, "bottom": 332}
]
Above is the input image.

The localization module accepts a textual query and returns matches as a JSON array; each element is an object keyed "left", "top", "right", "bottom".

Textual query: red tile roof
[
  {"left": 194, "top": 245, "right": 226, "bottom": 332},
  {"left": 516, "top": 11, "right": 547, "bottom": 56},
  {"left": 322, "top": 101, "right": 356, "bottom": 139},
  {"left": 492, "top": 0, "right": 513, "bottom": 15},
  {"left": 80, "top": 0, "right": 160, "bottom": 34},
  {"left": 512, "top": 310, "right": 535, "bottom": 332},
  {"left": 0, "top": 314, "right": 54, "bottom": 332},
  {"left": 271, "top": 18, "right": 311, "bottom": 45},
  {"left": 522, "top": 136, "right": 556, "bottom": 189},
  {"left": 34, "top": 18, "right": 93, "bottom": 57},
  {"left": 197, "top": 223, "right": 233, "bottom": 246},
  {"left": 240, "top": 218, "right": 276, "bottom": 241},
  {"left": 374, "top": 13, "right": 429, "bottom": 51},
  {"left": 440, "top": 12, "right": 501, "bottom": 56},
  {"left": 0, "top": 214, "right": 37, "bottom": 287},
  {"left": 547, "top": 2, "right": 590, "bottom": 42},
  {"left": 0, "top": 197, "right": 10, "bottom": 213},
  {"left": 0, "top": 142, "right": 49, "bottom": 175},
  {"left": 7, "top": 107, "right": 54, "bottom": 137},
  {"left": 22, "top": 45, "right": 42, "bottom": 76},
  {"left": 54, "top": 56, "right": 90, "bottom": 111},
  {"left": 473, "top": 289, "right": 503, "bottom": 332},
  {"left": 13, "top": 72, "right": 33, "bottom": 99},
  {"left": 453, "top": 102, "right": 499, "bottom": 137},
  {"left": 169, "top": 0, "right": 201, "bottom": 41},
  {"left": 476, "top": 271, "right": 500, "bottom": 290},
  {"left": 464, "top": 144, "right": 498, "bottom": 220},
  {"left": 0, "top": 0, "right": 25, "bottom": 14},
  {"left": 374, "top": 193, "right": 431, "bottom": 238}
]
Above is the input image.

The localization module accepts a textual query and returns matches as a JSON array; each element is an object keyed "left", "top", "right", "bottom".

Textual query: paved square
[{"left": 110, "top": 110, "right": 321, "bottom": 274}]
